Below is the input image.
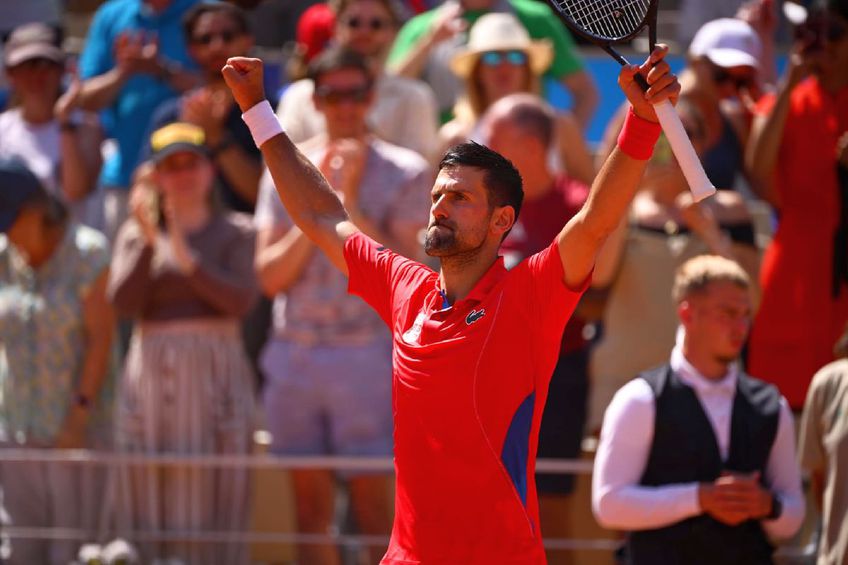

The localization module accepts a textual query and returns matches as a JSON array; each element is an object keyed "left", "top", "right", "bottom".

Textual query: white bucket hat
[
  {"left": 689, "top": 18, "right": 762, "bottom": 69},
  {"left": 449, "top": 13, "right": 553, "bottom": 78}
]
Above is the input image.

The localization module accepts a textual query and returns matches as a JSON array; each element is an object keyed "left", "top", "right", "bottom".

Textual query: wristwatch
[{"left": 765, "top": 493, "right": 783, "bottom": 520}]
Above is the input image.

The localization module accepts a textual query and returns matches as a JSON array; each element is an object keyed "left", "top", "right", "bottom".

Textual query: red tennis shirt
[{"left": 344, "top": 231, "right": 588, "bottom": 564}]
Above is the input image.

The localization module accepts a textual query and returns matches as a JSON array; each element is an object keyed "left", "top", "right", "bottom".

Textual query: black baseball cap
[{"left": 0, "top": 157, "right": 46, "bottom": 233}]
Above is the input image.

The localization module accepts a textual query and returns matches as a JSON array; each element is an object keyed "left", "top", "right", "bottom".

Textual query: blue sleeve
[{"left": 79, "top": 5, "right": 116, "bottom": 80}]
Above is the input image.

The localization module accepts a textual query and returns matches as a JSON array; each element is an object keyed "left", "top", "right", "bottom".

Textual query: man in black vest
[{"left": 592, "top": 255, "right": 805, "bottom": 565}]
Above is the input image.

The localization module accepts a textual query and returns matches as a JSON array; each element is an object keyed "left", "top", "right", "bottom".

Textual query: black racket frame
[{"left": 547, "top": 0, "right": 660, "bottom": 91}]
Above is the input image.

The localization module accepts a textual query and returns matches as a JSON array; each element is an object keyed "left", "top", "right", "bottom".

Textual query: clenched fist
[{"left": 222, "top": 57, "right": 267, "bottom": 113}]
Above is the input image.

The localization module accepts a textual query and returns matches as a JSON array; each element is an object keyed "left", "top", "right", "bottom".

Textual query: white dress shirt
[{"left": 592, "top": 344, "right": 805, "bottom": 540}]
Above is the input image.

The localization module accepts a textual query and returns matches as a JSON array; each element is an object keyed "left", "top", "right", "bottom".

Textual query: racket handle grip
[{"left": 653, "top": 100, "right": 716, "bottom": 202}]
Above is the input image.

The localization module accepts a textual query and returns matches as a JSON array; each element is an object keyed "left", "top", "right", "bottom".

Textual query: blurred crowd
[{"left": 0, "top": 0, "right": 846, "bottom": 564}]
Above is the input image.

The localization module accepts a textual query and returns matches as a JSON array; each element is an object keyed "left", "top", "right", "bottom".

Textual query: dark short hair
[
  {"left": 439, "top": 141, "right": 524, "bottom": 220},
  {"left": 183, "top": 1, "right": 251, "bottom": 39},
  {"left": 307, "top": 46, "right": 374, "bottom": 88}
]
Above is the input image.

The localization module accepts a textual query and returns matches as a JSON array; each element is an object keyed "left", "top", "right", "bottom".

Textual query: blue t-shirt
[{"left": 79, "top": 0, "right": 200, "bottom": 189}]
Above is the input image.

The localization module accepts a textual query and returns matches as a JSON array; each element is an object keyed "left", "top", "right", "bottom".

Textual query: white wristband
[{"left": 241, "top": 100, "right": 284, "bottom": 148}]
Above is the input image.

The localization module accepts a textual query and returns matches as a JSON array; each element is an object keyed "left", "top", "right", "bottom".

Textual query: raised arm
[
  {"left": 744, "top": 48, "right": 810, "bottom": 208},
  {"left": 557, "top": 46, "right": 680, "bottom": 289},
  {"left": 222, "top": 57, "right": 356, "bottom": 276}
]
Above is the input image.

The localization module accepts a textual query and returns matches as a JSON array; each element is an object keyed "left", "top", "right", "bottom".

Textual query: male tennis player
[{"left": 224, "top": 45, "right": 679, "bottom": 564}]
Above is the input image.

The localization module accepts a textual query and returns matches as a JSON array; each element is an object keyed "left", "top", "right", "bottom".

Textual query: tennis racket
[{"left": 547, "top": 0, "right": 716, "bottom": 201}]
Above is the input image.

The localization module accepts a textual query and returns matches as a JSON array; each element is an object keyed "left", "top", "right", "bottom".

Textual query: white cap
[{"left": 689, "top": 18, "right": 762, "bottom": 69}]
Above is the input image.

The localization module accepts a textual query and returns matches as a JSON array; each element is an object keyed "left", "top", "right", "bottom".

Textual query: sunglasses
[
  {"left": 192, "top": 29, "right": 240, "bottom": 46},
  {"left": 712, "top": 68, "right": 754, "bottom": 90},
  {"left": 315, "top": 84, "right": 372, "bottom": 104},
  {"left": 343, "top": 16, "right": 392, "bottom": 31},
  {"left": 479, "top": 50, "right": 529, "bottom": 67}
]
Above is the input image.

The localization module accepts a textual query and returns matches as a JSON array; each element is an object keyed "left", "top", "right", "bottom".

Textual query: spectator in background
[
  {"left": 593, "top": 255, "right": 804, "bottom": 565},
  {"left": 75, "top": 0, "right": 201, "bottom": 242},
  {"left": 681, "top": 17, "right": 767, "bottom": 192},
  {"left": 0, "top": 0, "right": 61, "bottom": 100},
  {"left": 677, "top": 0, "right": 751, "bottom": 47},
  {"left": 145, "top": 1, "right": 272, "bottom": 388},
  {"left": 286, "top": 2, "right": 337, "bottom": 82},
  {"left": 278, "top": 0, "right": 440, "bottom": 159},
  {"left": 148, "top": 1, "right": 265, "bottom": 213},
  {"left": 387, "top": 0, "right": 598, "bottom": 129},
  {"left": 108, "top": 124, "right": 257, "bottom": 565},
  {"left": 588, "top": 99, "right": 760, "bottom": 432},
  {"left": 0, "top": 159, "right": 116, "bottom": 565},
  {"left": 745, "top": 0, "right": 848, "bottom": 412},
  {"left": 480, "top": 93, "right": 590, "bottom": 565},
  {"left": 798, "top": 323, "right": 848, "bottom": 565},
  {"left": 0, "top": 23, "right": 102, "bottom": 226},
  {"left": 254, "top": 47, "right": 430, "bottom": 565},
  {"left": 441, "top": 13, "right": 594, "bottom": 186}
]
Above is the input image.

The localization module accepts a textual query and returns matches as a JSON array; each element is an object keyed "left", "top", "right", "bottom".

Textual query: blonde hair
[
  {"left": 453, "top": 60, "right": 540, "bottom": 125},
  {"left": 672, "top": 255, "right": 750, "bottom": 304}
]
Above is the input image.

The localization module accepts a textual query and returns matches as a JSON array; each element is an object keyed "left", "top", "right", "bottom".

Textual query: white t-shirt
[{"left": 0, "top": 108, "right": 61, "bottom": 194}]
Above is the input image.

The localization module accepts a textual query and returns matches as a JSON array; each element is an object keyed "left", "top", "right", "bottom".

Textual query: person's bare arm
[
  {"left": 211, "top": 143, "right": 262, "bottom": 205},
  {"left": 58, "top": 121, "right": 103, "bottom": 203},
  {"left": 389, "top": 3, "right": 465, "bottom": 80},
  {"left": 223, "top": 57, "right": 356, "bottom": 276},
  {"left": 54, "top": 71, "right": 103, "bottom": 202},
  {"left": 77, "top": 32, "right": 198, "bottom": 111},
  {"left": 182, "top": 89, "right": 261, "bottom": 206},
  {"left": 745, "top": 46, "right": 814, "bottom": 207},
  {"left": 590, "top": 216, "right": 628, "bottom": 289},
  {"left": 559, "top": 70, "right": 599, "bottom": 132},
  {"left": 557, "top": 46, "right": 679, "bottom": 289},
  {"left": 556, "top": 110, "right": 596, "bottom": 186},
  {"left": 55, "top": 269, "right": 115, "bottom": 449},
  {"left": 255, "top": 224, "right": 314, "bottom": 296}
]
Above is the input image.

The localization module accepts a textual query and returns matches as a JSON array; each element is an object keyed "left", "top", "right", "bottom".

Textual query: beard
[
  {"left": 423, "top": 224, "right": 458, "bottom": 256},
  {"left": 423, "top": 221, "right": 488, "bottom": 262}
]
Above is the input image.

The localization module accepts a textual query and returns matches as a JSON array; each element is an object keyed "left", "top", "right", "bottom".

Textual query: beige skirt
[{"left": 112, "top": 319, "right": 255, "bottom": 565}]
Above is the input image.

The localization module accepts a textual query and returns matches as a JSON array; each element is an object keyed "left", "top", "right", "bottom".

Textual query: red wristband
[{"left": 617, "top": 108, "right": 662, "bottom": 161}]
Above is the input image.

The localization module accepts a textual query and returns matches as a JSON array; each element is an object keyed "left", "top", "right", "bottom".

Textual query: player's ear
[
  {"left": 491, "top": 205, "right": 515, "bottom": 237},
  {"left": 678, "top": 299, "right": 694, "bottom": 326}
]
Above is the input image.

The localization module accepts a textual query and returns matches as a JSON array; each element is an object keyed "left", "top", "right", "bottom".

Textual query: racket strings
[{"left": 555, "top": 0, "right": 650, "bottom": 39}]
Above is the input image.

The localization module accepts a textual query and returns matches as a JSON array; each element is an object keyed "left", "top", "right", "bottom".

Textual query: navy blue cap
[{"left": 0, "top": 158, "right": 45, "bottom": 233}]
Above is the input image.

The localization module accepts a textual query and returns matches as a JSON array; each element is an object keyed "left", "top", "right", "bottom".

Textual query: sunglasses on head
[
  {"left": 315, "top": 84, "right": 372, "bottom": 104},
  {"left": 343, "top": 16, "right": 392, "bottom": 31},
  {"left": 192, "top": 29, "right": 239, "bottom": 46},
  {"left": 712, "top": 68, "right": 754, "bottom": 90},
  {"left": 479, "top": 50, "right": 529, "bottom": 67}
]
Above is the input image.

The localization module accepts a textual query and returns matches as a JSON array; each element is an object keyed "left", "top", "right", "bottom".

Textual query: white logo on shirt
[{"left": 402, "top": 311, "right": 426, "bottom": 344}]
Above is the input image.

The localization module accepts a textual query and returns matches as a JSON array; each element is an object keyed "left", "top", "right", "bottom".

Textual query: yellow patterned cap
[{"left": 150, "top": 122, "right": 208, "bottom": 162}]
